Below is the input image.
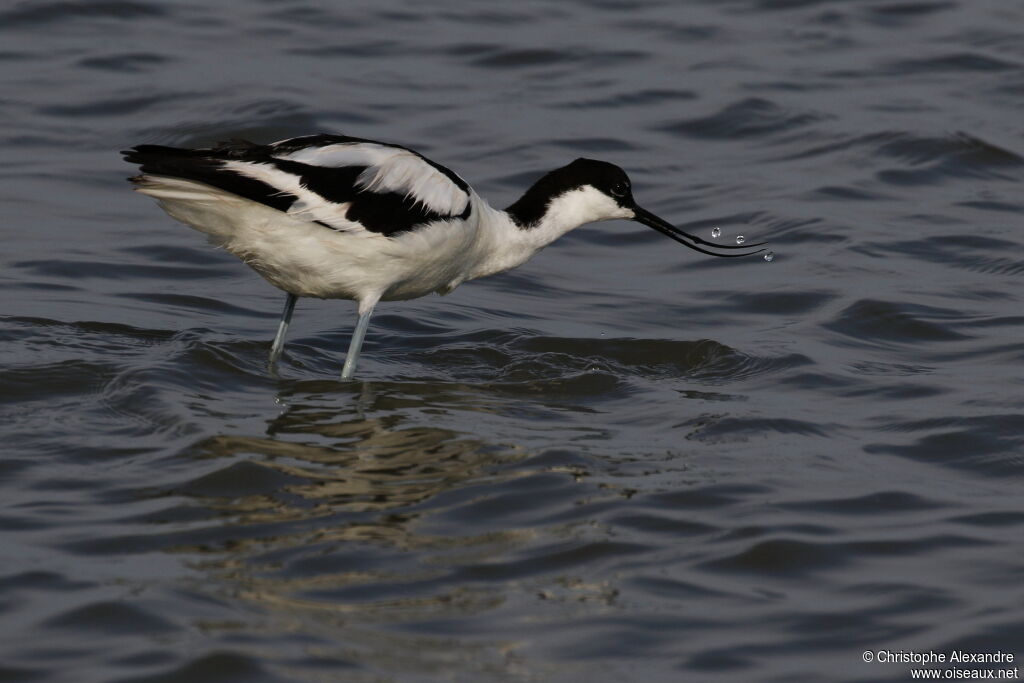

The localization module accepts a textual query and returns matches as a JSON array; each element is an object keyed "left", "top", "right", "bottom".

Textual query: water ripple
[
  {"left": 656, "top": 98, "right": 826, "bottom": 140},
  {"left": 823, "top": 299, "right": 973, "bottom": 345},
  {"left": 0, "top": 1, "right": 165, "bottom": 28}
]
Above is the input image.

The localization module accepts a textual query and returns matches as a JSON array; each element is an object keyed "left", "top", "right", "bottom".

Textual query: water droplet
[
  {"left": 711, "top": 227, "right": 721, "bottom": 239},
  {"left": 736, "top": 235, "right": 745, "bottom": 245},
  {"left": 764, "top": 251, "right": 774, "bottom": 262}
]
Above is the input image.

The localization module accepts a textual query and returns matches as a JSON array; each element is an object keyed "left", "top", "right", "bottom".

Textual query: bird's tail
[{"left": 123, "top": 144, "right": 226, "bottom": 190}]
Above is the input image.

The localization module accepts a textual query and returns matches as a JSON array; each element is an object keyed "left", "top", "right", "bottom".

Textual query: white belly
[{"left": 139, "top": 176, "right": 486, "bottom": 303}]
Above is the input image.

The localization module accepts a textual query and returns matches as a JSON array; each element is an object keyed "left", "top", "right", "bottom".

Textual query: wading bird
[{"left": 124, "top": 134, "right": 764, "bottom": 379}]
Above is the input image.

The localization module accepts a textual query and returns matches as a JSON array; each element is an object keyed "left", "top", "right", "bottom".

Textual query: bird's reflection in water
[{"left": 175, "top": 380, "right": 547, "bottom": 673}]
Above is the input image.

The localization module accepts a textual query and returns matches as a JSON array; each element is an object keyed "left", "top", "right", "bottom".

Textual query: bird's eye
[{"left": 610, "top": 182, "right": 629, "bottom": 198}]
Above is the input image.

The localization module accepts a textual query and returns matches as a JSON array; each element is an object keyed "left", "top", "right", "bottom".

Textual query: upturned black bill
[{"left": 633, "top": 206, "right": 766, "bottom": 258}]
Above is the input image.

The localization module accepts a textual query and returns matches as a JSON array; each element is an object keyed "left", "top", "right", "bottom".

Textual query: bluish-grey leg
[
  {"left": 340, "top": 304, "right": 375, "bottom": 380},
  {"left": 268, "top": 293, "right": 297, "bottom": 367}
]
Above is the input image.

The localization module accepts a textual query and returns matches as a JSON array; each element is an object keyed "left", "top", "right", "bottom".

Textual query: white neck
[{"left": 469, "top": 186, "right": 632, "bottom": 280}]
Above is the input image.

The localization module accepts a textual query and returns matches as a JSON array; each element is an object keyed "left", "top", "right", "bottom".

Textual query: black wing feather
[
  {"left": 123, "top": 143, "right": 294, "bottom": 213},
  {"left": 122, "top": 137, "right": 471, "bottom": 236}
]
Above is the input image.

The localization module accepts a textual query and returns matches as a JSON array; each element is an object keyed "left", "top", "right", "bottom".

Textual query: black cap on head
[
  {"left": 506, "top": 158, "right": 633, "bottom": 227},
  {"left": 559, "top": 158, "right": 634, "bottom": 206}
]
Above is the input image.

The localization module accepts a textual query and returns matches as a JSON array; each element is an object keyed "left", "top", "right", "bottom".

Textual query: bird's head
[{"left": 507, "top": 158, "right": 765, "bottom": 258}]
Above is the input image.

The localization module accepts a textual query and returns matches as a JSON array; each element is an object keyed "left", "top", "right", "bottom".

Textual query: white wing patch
[
  {"left": 272, "top": 142, "right": 469, "bottom": 216},
  {"left": 220, "top": 160, "right": 357, "bottom": 229}
]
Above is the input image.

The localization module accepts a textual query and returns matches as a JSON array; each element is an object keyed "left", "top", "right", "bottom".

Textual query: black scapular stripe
[{"left": 270, "top": 158, "right": 469, "bottom": 236}]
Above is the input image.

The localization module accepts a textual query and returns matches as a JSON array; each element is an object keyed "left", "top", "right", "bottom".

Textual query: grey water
[{"left": 2, "top": 1, "right": 1023, "bottom": 681}]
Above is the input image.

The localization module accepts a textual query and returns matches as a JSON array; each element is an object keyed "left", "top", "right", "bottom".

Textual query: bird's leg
[
  {"left": 268, "top": 293, "right": 298, "bottom": 367},
  {"left": 340, "top": 302, "right": 376, "bottom": 380}
]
